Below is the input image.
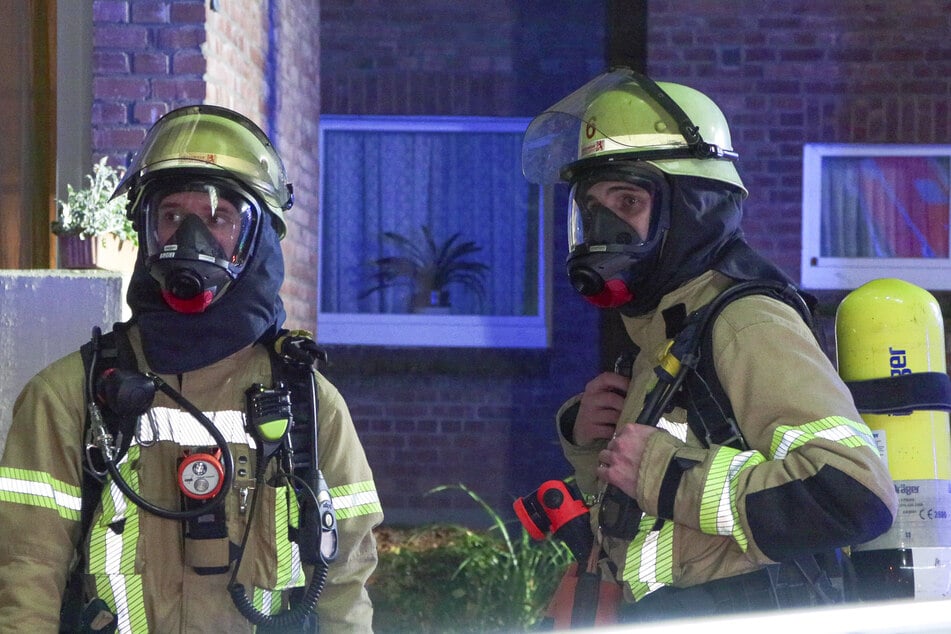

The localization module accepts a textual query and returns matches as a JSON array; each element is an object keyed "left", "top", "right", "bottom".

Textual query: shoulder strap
[
  {"left": 62, "top": 325, "right": 140, "bottom": 631},
  {"left": 78, "top": 324, "right": 140, "bottom": 526},
  {"left": 267, "top": 329, "right": 332, "bottom": 567},
  {"left": 267, "top": 329, "right": 326, "bottom": 476},
  {"left": 677, "top": 280, "right": 814, "bottom": 450},
  {"left": 671, "top": 283, "right": 846, "bottom": 605}
]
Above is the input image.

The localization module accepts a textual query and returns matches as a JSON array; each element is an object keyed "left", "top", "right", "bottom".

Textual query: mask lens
[
  {"left": 568, "top": 173, "right": 659, "bottom": 252},
  {"left": 144, "top": 179, "right": 259, "bottom": 272}
]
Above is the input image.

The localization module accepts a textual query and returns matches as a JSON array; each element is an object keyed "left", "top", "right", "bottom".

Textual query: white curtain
[
  {"left": 820, "top": 156, "right": 949, "bottom": 259},
  {"left": 320, "top": 123, "right": 540, "bottom": 316}
]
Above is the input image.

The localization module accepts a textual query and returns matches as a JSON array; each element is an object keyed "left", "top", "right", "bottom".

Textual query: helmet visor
[
  {"left": 140, "top": 177, "right": 260, "bottom": 275},
  {"left": 114, "top": 105, "right": 293, "bottom": 215},
  {"left": 521, "top": 68, "right": 731, "bottom": 185}
]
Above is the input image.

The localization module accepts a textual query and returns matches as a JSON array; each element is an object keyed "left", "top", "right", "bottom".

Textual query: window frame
[
  {"left": 800, "top": 143, "right": 951, "bottom": 290},
  {"left": 316, "top": 115, "right": 552, "bottom": 348}
]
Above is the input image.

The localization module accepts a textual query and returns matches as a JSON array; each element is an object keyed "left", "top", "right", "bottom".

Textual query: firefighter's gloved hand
[
  {"left": 597, "top": 423, "right": 660, "bottom": 498},
  {"left": 572, "top": 371, "right": 629, "bottom": 446}
]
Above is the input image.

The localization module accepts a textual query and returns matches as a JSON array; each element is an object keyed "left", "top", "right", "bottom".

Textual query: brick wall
[
  {"left": 647, "top": 0, "right": 951, "bottom": 282},
  {"left": 317, "top": 1, "right": 606, "bottom": 525},
  {"left": 92, "top": 0, "right": 320, "bottom": 330}
]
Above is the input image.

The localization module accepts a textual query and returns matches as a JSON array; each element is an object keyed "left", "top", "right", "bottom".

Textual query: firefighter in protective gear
[
  {"left": 0, "top": 105, "right": 383, "bottom": 632},
  {"left": 114, "top": 105, "right": 295, "bottom": 316},
  {"left": 523, "top": 69, "right": 897, "bottom": 620}
]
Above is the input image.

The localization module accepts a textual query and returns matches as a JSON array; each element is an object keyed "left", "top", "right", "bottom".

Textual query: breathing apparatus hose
[{"left": 94, "top": 373, "right": 235, "bottom": 521}]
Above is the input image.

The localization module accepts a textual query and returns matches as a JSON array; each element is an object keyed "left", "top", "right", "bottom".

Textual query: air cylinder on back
[{"left": 836, "top": 278, "right": 951, "bottom": 601}]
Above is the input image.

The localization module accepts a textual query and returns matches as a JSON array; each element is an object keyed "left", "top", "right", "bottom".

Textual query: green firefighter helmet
[
  {"left": 521, "top": 68, "right": 747, "bottom": 197},
  {"left": 113, "top": 104, "right": 294, "bottom": 238}
]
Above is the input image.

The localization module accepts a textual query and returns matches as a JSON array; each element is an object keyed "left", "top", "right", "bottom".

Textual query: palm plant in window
[{"left": 361, "top": 225, "right": 489, "bottom": 313}]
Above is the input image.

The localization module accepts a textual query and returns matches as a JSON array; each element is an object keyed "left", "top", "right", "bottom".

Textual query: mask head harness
[{"left": 133, "top": 174, "right": 262, "bottom": 313}]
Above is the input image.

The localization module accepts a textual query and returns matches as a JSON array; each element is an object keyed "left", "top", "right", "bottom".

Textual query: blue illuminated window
[{"left": 317, "top": 115, "right": 551, "bottom": 348}]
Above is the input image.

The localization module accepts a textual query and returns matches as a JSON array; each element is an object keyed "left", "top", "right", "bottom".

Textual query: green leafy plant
[
  {"left": 52, "top": 156, "right": 137, "bottom": 246},
  {"left": 361, "top": 225, "right": 489, "bottom": 311},
  {"left": 369, "top": 484, "right": 573, "bottom": 633}
]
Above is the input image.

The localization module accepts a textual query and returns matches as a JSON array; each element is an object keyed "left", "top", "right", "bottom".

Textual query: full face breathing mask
[
  {"left": 138, "top": 177, "right": 260, "bottom": 313},
  {"left": 566, "top": 167, "right": 670, "bottom": 308}
]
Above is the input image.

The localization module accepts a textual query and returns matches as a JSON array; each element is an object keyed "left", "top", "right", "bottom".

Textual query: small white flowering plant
[{"left": 52, "top": 156, "right": 137, "bottom": 246}]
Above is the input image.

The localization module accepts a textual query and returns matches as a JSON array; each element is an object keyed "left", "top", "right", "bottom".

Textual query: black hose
[{"left": 104, "top": 376, "right": 234, "bottom": 521}]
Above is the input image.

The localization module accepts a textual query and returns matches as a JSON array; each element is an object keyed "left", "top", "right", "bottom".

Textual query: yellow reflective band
[
  {"left": 329, "top": 480, "right": 382, "bottom": 519},
  {"left": 253, "top": 587, "right": 280, "bottom": 615},
  {"left": 699, "top": 446, "right": 765, "bottom": 551},
  {"left": 770, "top": 416, "right": 877, "bottom": 460},
  {"left": 88, "top": 447, "right": 148, "bottom": 633},
  {"left": 274, "top": 485, "right": 305, "bottom": 590},
  {"left": 0, "top": 466, "right": 82, "bottom": 521},
  {"left": 622, "top": 515, "right": 674, "bottom": 601}
]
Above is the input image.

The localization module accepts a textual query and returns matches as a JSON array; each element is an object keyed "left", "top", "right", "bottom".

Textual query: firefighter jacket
[
  {"left": 557, "top": 270, "right": 898, "bottom": 603},
  {"left": 0, "top": 325, "right": 383, "bottom": 633}
]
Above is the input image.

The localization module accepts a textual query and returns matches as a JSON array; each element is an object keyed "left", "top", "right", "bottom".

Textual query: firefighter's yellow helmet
[
  {"left": 113, "top": 105, "right": 293, "bottom": 238},
  {"left": 522, "top": 68, "right": 747, "bottom": 197}
]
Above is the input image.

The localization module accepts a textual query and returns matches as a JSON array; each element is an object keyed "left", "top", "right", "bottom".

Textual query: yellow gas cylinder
[{"left": 836, "top": 278, "right": 951, "bottom": 600}]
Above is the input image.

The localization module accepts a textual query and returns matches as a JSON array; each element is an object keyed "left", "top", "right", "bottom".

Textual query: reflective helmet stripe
[{"left": 580, "top": 133, "right": 686, "bottom": 158}]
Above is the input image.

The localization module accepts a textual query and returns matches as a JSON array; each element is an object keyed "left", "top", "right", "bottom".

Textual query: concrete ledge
[{"left": 0, "top": 270, "right": 124, "bottom": 454}]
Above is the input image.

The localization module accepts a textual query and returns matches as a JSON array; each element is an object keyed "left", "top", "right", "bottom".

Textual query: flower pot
[
  {"left": 412, "top": 289, "right": 451, "bottom": 314},
  {"left": 58, "top": 233, "right": 137, "bottom": 272}
]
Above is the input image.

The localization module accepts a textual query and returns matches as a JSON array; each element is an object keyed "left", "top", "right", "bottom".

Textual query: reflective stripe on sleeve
[
  {"left": 329, "top": 480, "right": 382, "bottom": 519},
  {"left": 770, "top": 415, "right": 877, "bottom": 460},
  {"left": 0, "top": 466, "right": 82, "bottom": 521},
  {"left": 699, "top": 446, "right": 765, "bottom": 550},
  {"left": 622, "top": 515, "right": 674, "bottom": 601}
]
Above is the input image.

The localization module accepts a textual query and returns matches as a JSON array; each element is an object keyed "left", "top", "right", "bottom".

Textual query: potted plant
[
  {"left": 52, "top": 156, "right": 137, "bottom": 270},
  {"left": 361, "top": 225, "right": 489, "bottom": 313}
]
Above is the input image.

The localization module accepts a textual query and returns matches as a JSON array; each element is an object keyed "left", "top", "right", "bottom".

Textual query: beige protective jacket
[
  {"left": 0, "top": 326, "right": 382, "bottom": 633},
  {"left": 559, "top": 271, "right": 898, "bottom": 602}
]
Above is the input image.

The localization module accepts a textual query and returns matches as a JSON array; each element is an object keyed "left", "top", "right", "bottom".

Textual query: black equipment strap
[
  {"left": 679, "top": 280, "right": 814, "bottom": 451},
  {"left": 62, "top": 325, "right": 140, "bottom": 632},
  {"left": 78, "top": 324, "right": 140, "bottom": 537},
  {"left": 268, "top": 330, "right": 328, "bottom": 567},
  {"left": 268, "top": 330, "right": 325, "bottom": 479},
  {"left": 846, "top": 372, "right": 951, "bottom": 415}
]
